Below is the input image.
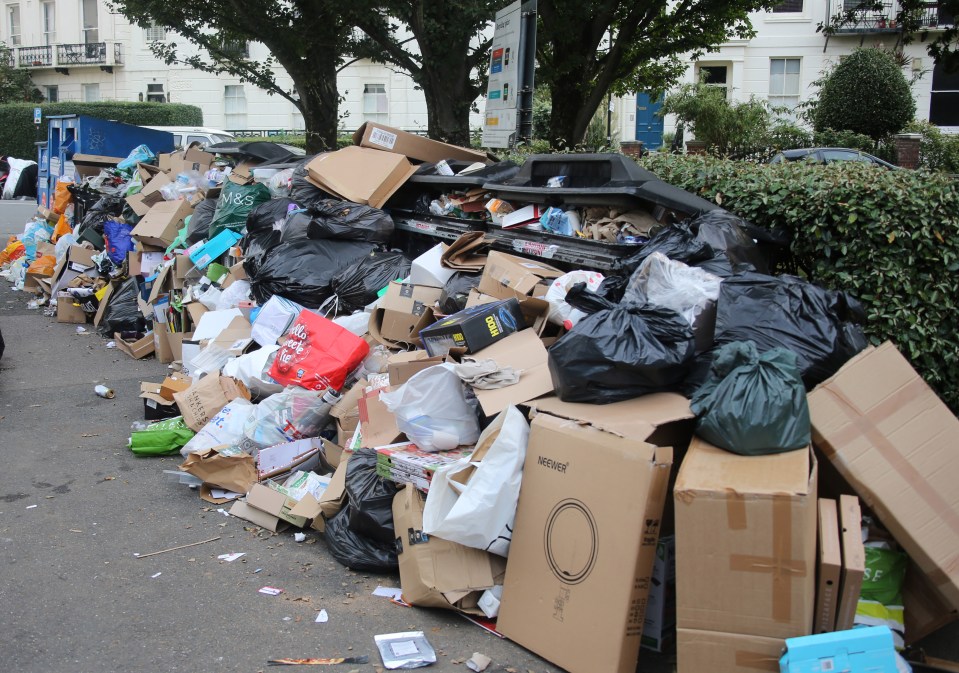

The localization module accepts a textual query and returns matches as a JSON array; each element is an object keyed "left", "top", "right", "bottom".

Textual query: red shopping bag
[{"left": 269, "top": 310, "right": 369, "bottom": 392}]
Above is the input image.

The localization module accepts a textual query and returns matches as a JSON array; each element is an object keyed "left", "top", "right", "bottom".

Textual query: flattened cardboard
[
  {"left": 173, "top": 374, "right": 251, "bottom": 432},
  {"left": 353, "top": 122, "right": 489, "bottom": 165},
  {"left": 808, "top": 341, "right": 959, "bottom": 609},
  {"left": 179, "top": 447, "right": 257, "bottom": 494},
  {"left": 498, "top": 399, "right": 682, "bottom": 673},
  {"left": 441, "top": 232, "right": 489, "bottom": 271},
  {"left": 305, "top": 146, "right": 416, "bottom": 209},
  {"left": 131, "top": 199, "right": 194, "bottom": 248},
  {"left": 229, "top": 499, "right": 289, "bottom": 533},
  {"left": 72, "top": 153, "right": 123, "bottom": 179},
  {"left": 469, "top": 329, "right": 552, "bottom": 416},
  {"left": 835, "top": 494, "right": 865, "bottom": 631},
  {"left": 388, "top": 356, "right": 446, "bottom": 387},
  {"left": 814, "top": 498, "right": 842, "bottom": 634},
  {"left": 676, "top": 628, "right": 783, "bottom": 673},
  {"left": 674, "top": 438, "right": 817, "bottom": 640},
  {"left": 477, "top": 251, "right": 563, "bottom": 301},
  {"left": 245, "top": 483, "right": 308, "bottom": 528},
  {"left": 358, "top": 391, "right": 404, "bottom": 449},
  {"left": 393, "top": 486, "right": 499, "bottom": 615}
]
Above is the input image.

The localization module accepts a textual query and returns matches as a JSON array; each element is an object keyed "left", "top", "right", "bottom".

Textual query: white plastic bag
[
  {"left": 623, "top": 252, "right": 721, "bottom": 327},
  {"left": 215, "top": 280, "right": 251, "bottom": 310},
  {"left": 332, "top": 310, "right": 370, "bottom": 337},
  {"left": 222, "top": 344, "right": 279, "bottom": 386},
  {"left": 251, "top": 295, "right": 306, "bottom": 347},
  {"left": 421, "top": 405, "right": 529, "bottom": 556},
  {"left": 380, "top": 364, "right": 480, "bottom": 452},
  {"left": 544, "top": 270, "right": 605, "bottom": 327},
  {"left": 180, "top": 398, "right": 256, "bottom": 457},
  {"left": 197, "top": 284, "right": 223, "bottom": 310},
  {"left": 241, "top": 387, "right": 331, "bottom": 451}
]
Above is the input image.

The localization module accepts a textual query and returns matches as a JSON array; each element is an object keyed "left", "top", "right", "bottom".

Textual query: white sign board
[{"left": 482, "top": 0, "right": 523, "bottom": 148}]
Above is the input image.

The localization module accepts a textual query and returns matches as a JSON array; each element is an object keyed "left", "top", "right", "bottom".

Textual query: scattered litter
[
  {"left": 94, "top": 385, "right": 115, "bottom": 399},
  {"left": 133, "top": 536, "right": 221, "bottom": 559},
  {"left": 75, "top": 326, "right": 87, "bottom": 334},
  {"left": 254, "top": 568, "right": 263, "bottom": 573},
  {"left": 105, "top": 341, "right": 116, "bottom": 349},
  {"left": 374, "top": 631, "right": 436, "bottom": 670},
  {"left": 372, "top": 586, "right": 403, "bottom": 600},
  {"left": 266, "top": 656, "right": 370, "bottom": 666},
  {"left": 259, "top": 586, "right": 284, "bottom": 596},
  {"left": 466, "top": 653, "right": 491, "bottom": 672},
  {"left": 210, "top": 488, "right": 242, "bottom": 501},
  {"left": 294, "top": 532, "right": 306, "bottom": 543},
  {"left": 216, "top": 508, "right": 231, "bottom": 517},
  {"left": 25, "top": 505, "right": 37, "bottom": 509},
  {"left": 315, "top": 609, "right": 329, "bottom": 623},
  {"left": 151, "top": 572, "right": 162, "bottom": 579},
  {"left": 217, "top": 552, "right": 245, "bottom": 562}
]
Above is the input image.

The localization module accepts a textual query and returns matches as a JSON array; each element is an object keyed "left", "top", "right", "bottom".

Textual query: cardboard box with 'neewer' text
[{"left": 498, "top": 394, "right": 693, "bottom": 673}]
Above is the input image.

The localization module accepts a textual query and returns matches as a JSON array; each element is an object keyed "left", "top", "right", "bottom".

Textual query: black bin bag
[
  {"left": 240, "top": 197, "right": 296, "bottom": 265},
  {"left": 713, "top": 272, "right": 867, "bottom": 388},
  {"left": 440, "top": 271, "right": 482, "bottom": 315},
  {"left": 96, "top": 278, "right": 147, "bottom": 337},
  {"left": 345, "top": 449, "right": 399, "bottom": 544},
  {"left": 248, "top": 239, "right": 374, "bottom": 308},
  {"left": 690, "top": 341, "right": 811, "bottom": 456},
  {"left": 548, "top": 303, "right": 696, "bottom": 403},
  {"left": 324, "top": 504, "right": 398, "bottom": 573},
  {"left": 330, "top": 251, "right": 411, "bottom": 314},
  {"left": 290, "top": 156, "right": 333, "bottom": 210},
  {"left": 306, "top": 199, "right": 394, "bottom": 244},
  {"left": 185, "top": 198, "right": 218, "bottom": 246}
]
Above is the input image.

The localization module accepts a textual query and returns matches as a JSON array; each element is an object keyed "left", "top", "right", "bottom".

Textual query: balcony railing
[
  {"left": 7, "top": 42, "right": 124, "bottom": 69},
  {"left": 827, "top": 1, "right": 953, "bottom": 33},
  {"left": 18, "top": 45, "right": 52, "bottom": 67}
]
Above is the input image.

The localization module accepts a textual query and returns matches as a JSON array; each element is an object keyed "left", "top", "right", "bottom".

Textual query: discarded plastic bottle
[{"left": 94, "top": 385, "right": 116, "bottom": 399}]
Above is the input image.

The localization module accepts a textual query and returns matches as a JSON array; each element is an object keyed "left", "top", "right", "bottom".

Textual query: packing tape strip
[
  {"left": 729, "top": 496, "right": 807, "bottom": 624},
  {"left": 734, "top": 649, "right": 782, "bottom": 672},
  {"left": 727, "top": 492, "right": 747, "bottom": 530},
  {"left": 819, "top": 385, "right": 959, "bottom": 589}
]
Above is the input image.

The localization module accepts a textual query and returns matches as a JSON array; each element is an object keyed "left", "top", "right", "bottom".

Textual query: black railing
[
  {"left": 832, "top": 1, "right": 952, "bottom": 32},
  {"left": 18, "top": 45, "right": 53, "bottom": 67},
  {"left": 56, "top": 42, "right": 107, "bottom": 65},
  {"left": 113, "top": 43, "right": 123, "bottom": 65},
  {"left": 218, "top": 40, "right": 249, "bottom": 59}
]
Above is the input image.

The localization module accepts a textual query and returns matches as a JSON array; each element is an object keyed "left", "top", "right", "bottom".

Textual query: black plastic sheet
[{"left": 439, "top": 271, "right": 482, "bottom": 315}]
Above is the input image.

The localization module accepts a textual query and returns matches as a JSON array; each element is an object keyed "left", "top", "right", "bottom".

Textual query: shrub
[
  {"left": 0, "top": 101, "right": 203, "bottom": 159},
  {"left": 905, "top": 120, "right": 959, "bottom": 173},
  {"left": 640, "top": 152, "right": 959, "bottom": 411},
  {"left": 661, "top": 81, "right": 772, "bottom": 157},
  {"left": 811, "top": 48, "right": 915, "bottom": 139}
]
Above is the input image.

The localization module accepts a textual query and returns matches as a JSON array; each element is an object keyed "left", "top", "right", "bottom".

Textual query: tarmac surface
[{"left": 1, "top": 204, "right": 956, "bottom": 673}]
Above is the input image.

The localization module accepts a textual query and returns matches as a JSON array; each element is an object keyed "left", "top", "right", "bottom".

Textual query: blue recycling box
[
  {"left": 189, "top": 229, "right": 242, "bottom": 270},
  {"left": 779, "top": 626, "right": 899, "bottom": 673}
]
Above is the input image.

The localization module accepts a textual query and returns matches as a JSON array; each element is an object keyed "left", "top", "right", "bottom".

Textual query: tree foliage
[
  {"left": 535, "top": 0, "right": 772, "bottom": 148},
  {"left": 110, "top": 0, "right": 362, "bottom": 153},
  {"left": 811, "top": 48, "right": 915, "bottom": 139},
  {"left": 0, "top": 44, "right": 43, "bottom": 104}
]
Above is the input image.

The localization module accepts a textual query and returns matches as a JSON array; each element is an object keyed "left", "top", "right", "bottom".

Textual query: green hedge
[
  {"left": 640, "top": 152, "right": 959, "bottom": 411},
  {"left": 0, "top": 102, "right": 203, "bottom": 159}
]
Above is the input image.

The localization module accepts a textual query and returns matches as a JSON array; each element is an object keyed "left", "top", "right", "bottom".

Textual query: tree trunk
[
  {"left": 288, "top": 60, "right": 340, "bottom": 154},
  {"left": 548, "top": 78, "right": 598, "bottom": 148},
  {"left": 416, "top": 54, "right": 476, "bottom": 147}
]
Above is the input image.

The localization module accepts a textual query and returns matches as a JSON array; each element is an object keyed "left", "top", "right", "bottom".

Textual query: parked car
[
  {"left": 769, "top": 147, "right": 899, "bottom": 169},
  {"left": 142, "top": 126, "right": 236, "bottom": 150}
]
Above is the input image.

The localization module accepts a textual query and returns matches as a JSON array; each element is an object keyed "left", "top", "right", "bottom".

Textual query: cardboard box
[
  {"left": 375, "top": 442, "right": 473, "bottom": 493},
  {"left": 674, "top": 438, "right": 818, "bottom": 639},
  {"left": 835, "top": 494, "right": 865, "bottom": 631},
  {"left": 51, "top": 245, "right": 97, "bottom": 295},
  {"left": 131, "top": 199, "right": 194, "bottom": 248},
  {"left": 57, "top": 298, "right": 88, "bottom": 324},
  {"left": 244, "top": 483, "right": 308, "bottom": 528},
  {"left": 229, "top": 499, "right": 289, "bottom": 533},
  {"left": 808, "top": 341, "right": 959, "bottom": 609},
  {"left": 358, "top": 390, "right": 404, "bottom": 449},
  {"left": 468, "top": 329, "right": 553, "bottom": 417},
  {"left": 409, "top": 243, "right": 456, "bottom": 288},
  {"left": 477, "top": 251, "right": 563, "bottom": 301},
  {"left": 677, "top": 628, "right": 784, "bottom": 673},
  {"left": 114, "top": 332, "right": 156, "bottom": 360},
  {"left": 642, "top": 535, "right": 677, "bottom": 653},
  {"left": 419, "top": 298, "right": 526, "bottom": 357},
  {"left": 903, "top": 557, "right": 959, "bottom": 644},
  {"left": 814, "top": 498, "right": 842, "bottom": 634},
  {"left": 139, "top": 171, "right": 173, "bottom": 208},
  {"left": 498, "top": 394, "right": 691, "bottom": 673},
  {"left": 369, "top": 281, "right": 443, "bottom": 347},
  {"left": 72, "top": 153, "right": 123, "bottom": 179},
  {"left": 139, "top": 382, "right": 180, "bottom": 421},
  {"left": 305, "top": 146, "right": 416, "bottom": 209},
  {"left": 173, "top": 374, "right": 251, "bottom": 432},
  {"left": 160, "top": 375, "right": 192, "bottom": 401},
  {"left": 353, "top": 122, "right": 489, "bottom": 165},
  {"left": 392, "top": 486, "right": 501, "bottom": 615}
]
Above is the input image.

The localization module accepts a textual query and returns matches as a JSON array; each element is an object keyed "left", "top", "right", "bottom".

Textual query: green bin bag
[
  {"left": 129, "top": 416, "right": 195, "bottom": 456},
  {"left": 208, "top": 181, "right": 272, "bottom": 240},
  {"left": 690, "top": 340, "right": 810, "bottom": 455}
]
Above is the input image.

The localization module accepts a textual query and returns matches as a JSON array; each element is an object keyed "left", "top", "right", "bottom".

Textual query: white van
[{"left": 142, "top": 126, "right": 235, "bottom": 150}]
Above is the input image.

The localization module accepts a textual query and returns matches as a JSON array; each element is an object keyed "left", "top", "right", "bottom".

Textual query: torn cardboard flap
[
  {"left": 353, "top": 121, "right": 489, "bottom": 165},
  {"left": 808, "top": 341, "right": 959, "bottom": 609},
  {"left": 441, "top": 232, "right": 489, "bottom": 271},
  {"left": 529, "top": 393, "right": 693, "bottom": 442},
  {"left": 468, "top": 329, "right": 553, "bottom": 417},
  {"left": 179, "top": 447, "right": 257, "bottom": 494},
  {"left": 358, "top": 390, "right": 404, "bottom": 449},
  {"left": 305, "top": 146, "right": 416, "bottom": 209}
]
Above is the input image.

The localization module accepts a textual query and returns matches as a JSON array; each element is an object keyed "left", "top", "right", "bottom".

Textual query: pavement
[{"left": 0, "top": 203, "right": 955, "bottom": 673}]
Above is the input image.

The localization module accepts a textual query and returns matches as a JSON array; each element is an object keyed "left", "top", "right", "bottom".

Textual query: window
[
  {"left": 930, "top": 62, "right": 959, "bottom": 126},
  {"left": 772, "top": 0, "right": 803, "bottom": 12},
  {"left": 82, "top": 83, "right": 100, "bottom": 102},
  {"left": 146, "top": 82, "right": 165, "bottom": 102},
  {"left": 7, "top": 3, "right": 20, "bottom": 47},
  {"left": 186, "top": 135, "right": 208, "bottom": 148},
  {"left": 145, "top": 21, "right": 166, "bottom": 42},
  {"left": 81, "top": 0, "right": 98, "bottom": 44},
  {"left": 224, "top": 85, "right": 247, "bottom": 128},
  {"left": 45, "top": 85, "right": 58, "bottom": 103},
  {"left": 363, "top": 83, "right": 389, "bottom": 122},
  {"left": 697, "top": 64, "right": 729, "bottom": 98},
  {"left": 769, "top": 58, "right": 801, "bottom": 112},
  {"left": 41, "top": 1, "right": 54, "bottom": 45}
]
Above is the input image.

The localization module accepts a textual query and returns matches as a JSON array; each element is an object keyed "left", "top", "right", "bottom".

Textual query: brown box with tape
[{"left": 674, "top": 437, "right": 817, "bottom": 673}]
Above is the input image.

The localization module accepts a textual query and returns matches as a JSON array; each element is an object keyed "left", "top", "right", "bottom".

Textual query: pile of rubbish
[{"left": 3, "top": 122, "right": 957, "bottom": 673}]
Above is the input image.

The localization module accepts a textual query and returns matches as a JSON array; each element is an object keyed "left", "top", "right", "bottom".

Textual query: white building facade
[
  {"left": 2, "top": 1, "right": 953, "bottom": 146},
  {"left": 616, "top": 0, "right": 956, "bottom": 150}
]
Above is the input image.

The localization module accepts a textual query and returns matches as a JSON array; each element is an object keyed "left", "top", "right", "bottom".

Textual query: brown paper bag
[
  {"left": 173, "top": 374, "right": 251, "bottom": 431},
  {"left": 179, "top": 447, "right": 257, "bottom": 494}
]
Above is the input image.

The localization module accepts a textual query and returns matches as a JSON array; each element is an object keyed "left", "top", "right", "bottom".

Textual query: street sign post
[{"left": 482, "top": 0, "right": 536, "bottom": 149}]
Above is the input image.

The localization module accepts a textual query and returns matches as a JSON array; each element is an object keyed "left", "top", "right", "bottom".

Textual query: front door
[{"left": 635, "top": 92, "right": 664, "bottom": 150}]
